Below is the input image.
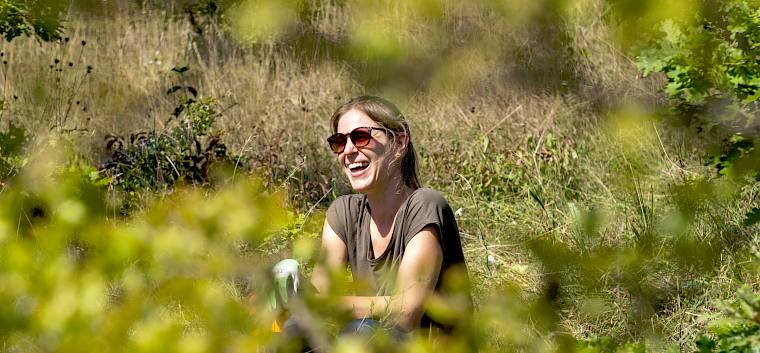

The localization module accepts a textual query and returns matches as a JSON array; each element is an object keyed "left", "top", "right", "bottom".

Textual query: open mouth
[{"left": 348, "top": 161, "right": 369, "bottom": 173}]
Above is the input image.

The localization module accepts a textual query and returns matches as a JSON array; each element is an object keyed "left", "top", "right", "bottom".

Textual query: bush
[
  {"left": 636, "top": 0, "right": 760, "bottom": 224},
  {"left": 696, "top": 288, "right": 760, "bottom": 353},
  {"left": 637, "top": 1, "right": 760, "bottom": 107},
  {"left": 0, "top": 0, "right": 64, "bottom": 42},
  {"left": 100, "top": 80, "right": 245, "bottom": 197}
]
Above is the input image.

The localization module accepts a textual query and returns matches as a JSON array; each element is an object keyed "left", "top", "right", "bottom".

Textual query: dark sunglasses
[{"left": 326, "top": 127, "right": 387, "bottom": 154}]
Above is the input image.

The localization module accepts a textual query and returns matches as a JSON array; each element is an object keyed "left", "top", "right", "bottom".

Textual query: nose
[{"left": 342, "top": 137, "right": 358, "bottom": 155}]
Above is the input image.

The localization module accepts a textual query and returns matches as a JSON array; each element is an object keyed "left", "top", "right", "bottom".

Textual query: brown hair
[{"left": 330, "top": 95, "right": 421, "bottom": 189}]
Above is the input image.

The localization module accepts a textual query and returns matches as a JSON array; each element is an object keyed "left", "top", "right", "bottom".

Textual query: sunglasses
[{"left": 326, "top": 127, "right": 387, "bottom": 154}]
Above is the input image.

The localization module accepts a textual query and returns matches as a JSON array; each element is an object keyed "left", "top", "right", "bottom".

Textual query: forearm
[
  {"left": 339, "top": 294, "right": 423, "bottom": 331},
  {"left": 339, "top": 295, "right": 391, "bottom": 319},
  {"left": 311, "top": 264, "right": 331, "bottom": 294},
  {"left": 312, "top": 268, "right": 404, "bottom": 326}
]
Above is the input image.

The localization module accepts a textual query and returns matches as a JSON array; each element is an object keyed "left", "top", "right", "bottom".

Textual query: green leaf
[
  {"left": 695, "top": 335, "right": 715, "bottom": 353},
  {"left": 529, "top": 189, "right": 545, "bottom": 210},
  {"left": 744, "top": 207, "right": 760, "bottom": 226}
]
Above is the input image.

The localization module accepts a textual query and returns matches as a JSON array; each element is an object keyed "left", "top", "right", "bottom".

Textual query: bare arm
[
  {"left": 387, "top": 225, "right": 443, "bottom": 330},
  {"left": 331, "top": 225, "right": 443, "bottom": 331},
  {"left": 311, "top": 220, "right": 347, "bottom": 294}
]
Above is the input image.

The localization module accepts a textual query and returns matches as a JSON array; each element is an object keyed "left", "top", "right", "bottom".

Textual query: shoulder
[
  {"left": 326, "top": 194, "right": 366, "bottom": 241},
  {"left": 326, "top": 193, "right": 366, "bottom": 218},
  {"left": 402, "top": 188, "right": 455, "bottom": 226},
  {"left": 328, "top": 193, "right": 365, "bottom": 207},
  {"left": 408, "top": 188, "right": 451, "bottom": 209},
  {"left": 400, "top": 188, "right": 458, "bottom": 246}
]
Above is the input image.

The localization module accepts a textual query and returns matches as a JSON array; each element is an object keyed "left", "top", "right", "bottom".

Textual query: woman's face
[{"left": 335, "top": 109, "right": 401, "bottom": 194}]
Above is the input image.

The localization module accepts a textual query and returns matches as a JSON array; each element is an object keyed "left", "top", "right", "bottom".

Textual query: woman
[{"left": 311, "top": 96, "right": 471, "bottom": 336}]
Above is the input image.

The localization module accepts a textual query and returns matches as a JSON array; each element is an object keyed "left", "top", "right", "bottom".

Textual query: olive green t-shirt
[{"left": 326, "top": 188, "right": 471, "bottom": 329}]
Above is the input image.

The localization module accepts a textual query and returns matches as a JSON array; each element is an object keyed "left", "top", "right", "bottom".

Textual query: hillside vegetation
[{"left": 1, "top": 0, "right": 759, "bottom": 352}]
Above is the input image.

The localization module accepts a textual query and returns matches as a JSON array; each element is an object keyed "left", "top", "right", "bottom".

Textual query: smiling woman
[{"left": 310, "top": 96, "right": 472, "bottom": 339}]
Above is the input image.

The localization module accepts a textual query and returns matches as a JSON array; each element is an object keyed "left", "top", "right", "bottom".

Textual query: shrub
[
  {"left": 636, "top": 0, "right": 760, "bottom": 223},
  {"left": 0, "top": 0, "right": 64, "bottom": 42},
  {"left": 694, "top": 288, "right": 760, "bottom": 353},
  {"left": 100, "top": 78, "right": 245, "bottom": 196},
  {"left": 102, "top": 98, "right": 241, "bottom": 192},
  {"left": 637, "top": 1, "right": 760, "bottom": 107},
  {"left": 0, "top": 122, "right": 28, "bottom": 185}
]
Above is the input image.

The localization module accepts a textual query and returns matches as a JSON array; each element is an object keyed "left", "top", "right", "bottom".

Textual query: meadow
[{"left": 1, "top": 0, "right": 759, "bottom": 352}]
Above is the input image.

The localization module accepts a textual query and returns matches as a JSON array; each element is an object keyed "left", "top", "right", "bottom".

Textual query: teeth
[{"left": 348, "top": 162, "right": 369, "bottom": 169}]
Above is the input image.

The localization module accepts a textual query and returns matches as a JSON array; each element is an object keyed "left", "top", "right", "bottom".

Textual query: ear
[{"left": 395, "top": 132, "right": 409, "bottom": 156}]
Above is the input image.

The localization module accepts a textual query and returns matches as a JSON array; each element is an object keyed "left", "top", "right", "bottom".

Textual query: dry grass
[{"left": 2, "top": 0, "right": 757, "bottom": 349}]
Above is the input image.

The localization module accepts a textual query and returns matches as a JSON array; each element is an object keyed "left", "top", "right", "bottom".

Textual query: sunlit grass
[{"left": 0, "top": 0, "right": 759, "bottom": 352}]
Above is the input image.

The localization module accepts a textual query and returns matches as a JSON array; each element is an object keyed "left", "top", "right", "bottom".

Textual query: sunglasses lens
[
  {"left": 327, "top": 127, "right": 379, "bottom": 153},
  {"left": 327, "top": 134, "right": 347, "bottom": 153},
  {"left": 350, "top": 129, "right": 372, "bottom": 147}
]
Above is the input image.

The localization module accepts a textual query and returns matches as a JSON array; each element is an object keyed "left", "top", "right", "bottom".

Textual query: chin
[
  {"left": 345, "top": 170, "right": 375, "bottom": 193},
  {"left": 350, "top": 177, "right": 381, "bottom": 193},
  {"left": 350, "top": 180, "right": 372, "bottom": 193}
]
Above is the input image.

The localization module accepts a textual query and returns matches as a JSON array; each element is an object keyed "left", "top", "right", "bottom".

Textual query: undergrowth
[
  {"left": 1, "top": 0, "right": 760, "bottom": 352},
  {"left": 99, "top": 68, "right": 243, "bottom": 196}
]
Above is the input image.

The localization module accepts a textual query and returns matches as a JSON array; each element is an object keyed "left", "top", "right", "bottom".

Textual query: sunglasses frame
[{"left": 326, "top": 126, "right": 388, "bottom": 154}]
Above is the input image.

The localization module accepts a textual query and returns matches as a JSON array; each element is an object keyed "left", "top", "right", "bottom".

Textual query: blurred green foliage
[
  {"left": 0, "top": 142, "right": 291, "bottom": 352},
  {"left": 3, "top": 145, "right": 760, "bottom": 352},
  {"left": 212, "top": 0, "right": 582, "bottom": 95}
]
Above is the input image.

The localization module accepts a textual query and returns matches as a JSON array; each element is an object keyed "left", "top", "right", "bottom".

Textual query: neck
[{"left": 365, "top": 178, "right": 414, "bottom": 226}]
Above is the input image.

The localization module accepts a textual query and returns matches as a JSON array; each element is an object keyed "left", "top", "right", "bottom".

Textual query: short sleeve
[
  {"left": 326, "top": 196, "right": 349, "bottom": 245},
  {"left": 401, "top": 189, "right": 453, "bottom": 247}
]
